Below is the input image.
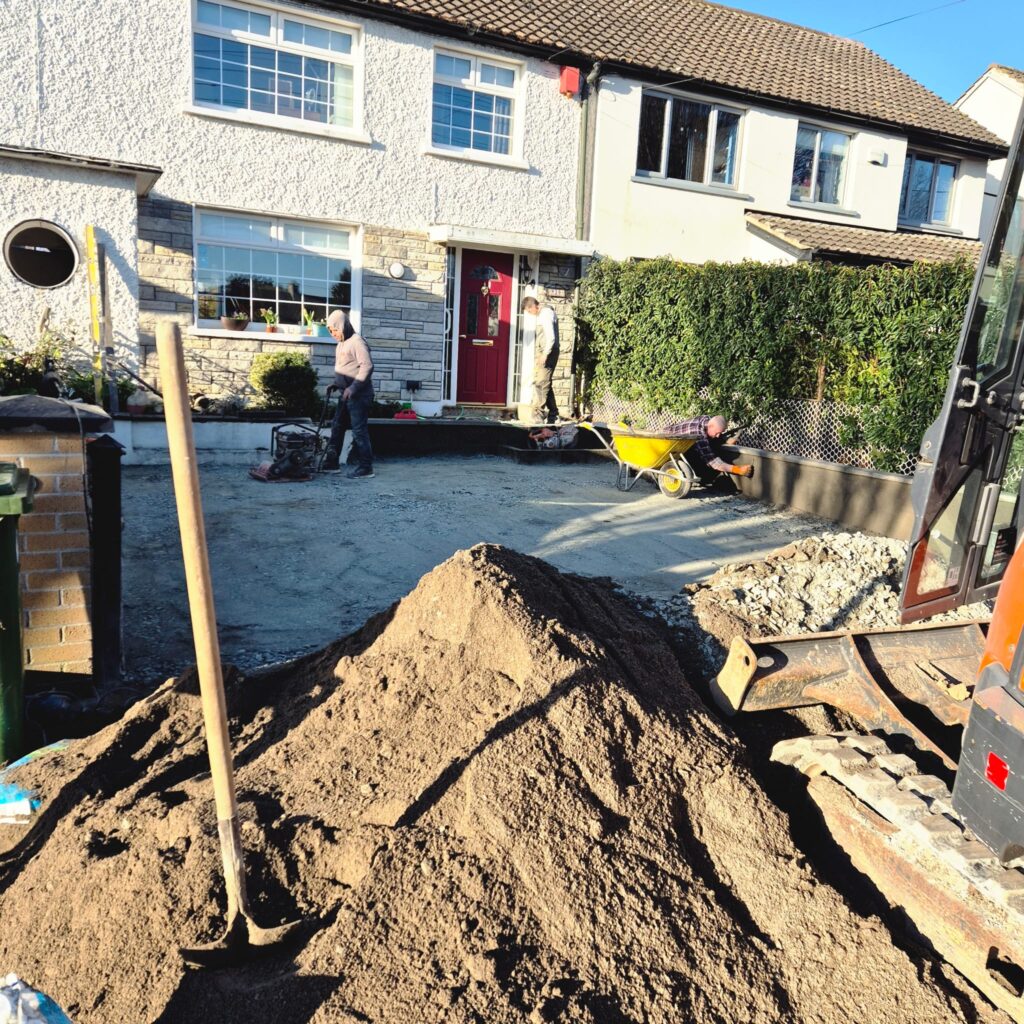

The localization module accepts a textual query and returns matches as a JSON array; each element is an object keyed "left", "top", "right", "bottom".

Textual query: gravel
[{"left": 636, "top": 531, "right": 992, "bottom": 680}]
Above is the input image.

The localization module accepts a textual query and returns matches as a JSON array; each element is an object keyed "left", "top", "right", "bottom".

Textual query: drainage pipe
[{"left": 575, "top": 62, "right": 602, "bottom": 241}]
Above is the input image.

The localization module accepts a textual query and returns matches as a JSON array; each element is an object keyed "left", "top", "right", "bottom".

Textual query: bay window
[
  {"left": 900, "top": 153, "right": 958, "bottom": 225},
  {"left": 192, "top": 0, "right": 358, "bottom": 130},
  {"left": 791, "top": 124, "right": 850, "bottom": 206},
  {"left": 195, "top": 209, "right": 353, "bottom": 328},
  {"left": 635, "top": 91, "right": 741, "bottom": 188}
]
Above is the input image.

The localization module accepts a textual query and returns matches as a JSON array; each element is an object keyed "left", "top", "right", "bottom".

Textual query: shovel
[{"left": 157, "top": 323, "right": 303, "bottom": 966}]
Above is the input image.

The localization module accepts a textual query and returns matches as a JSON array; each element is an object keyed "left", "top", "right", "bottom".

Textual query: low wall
[
  {"left": 111, "top": 416, "right": 536, "bottom": 464},
  {"left": 725, "top": 445, "right": 913, "bottom": 541}
]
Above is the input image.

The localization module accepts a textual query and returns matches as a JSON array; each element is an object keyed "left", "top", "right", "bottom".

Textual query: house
[
  {"left": 955, "top": 65, "right": 1024, "bottom": 240},
  {"left": 0, "top": 0, "right": 591, "bottom": 415},
  {"left": 584, "top": 4, "right": 1002, "bottom": 267},
  {"left": 0, "top": 0, "right": 1004, "bottom": 418}
]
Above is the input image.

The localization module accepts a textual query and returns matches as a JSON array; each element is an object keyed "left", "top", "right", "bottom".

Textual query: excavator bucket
[{"left": 713, "top": 620, "right": 988, "bottom": 769}]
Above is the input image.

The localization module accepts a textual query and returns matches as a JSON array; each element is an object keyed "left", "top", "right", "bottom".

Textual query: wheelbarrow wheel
[{"left": 658, "top": 458, "right": 694, "bottom": 499}]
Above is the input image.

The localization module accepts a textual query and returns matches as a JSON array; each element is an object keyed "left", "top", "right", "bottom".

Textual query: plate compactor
[{"left": 249, "top": 386, "right": 335, "bottom": 483}]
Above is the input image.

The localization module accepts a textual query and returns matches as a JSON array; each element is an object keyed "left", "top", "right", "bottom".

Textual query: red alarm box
[{"left": 559, "top": 66, "right": 581, "bottom": 98}]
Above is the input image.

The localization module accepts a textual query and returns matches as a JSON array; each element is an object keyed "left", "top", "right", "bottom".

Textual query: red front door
[{"left": 456, "top": 249, "right": 513, "bottom": 404}]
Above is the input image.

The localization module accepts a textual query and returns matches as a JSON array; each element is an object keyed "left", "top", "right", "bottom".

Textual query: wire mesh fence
[{"left": 591, "top": 392, "right": 919, "bottom": 477}]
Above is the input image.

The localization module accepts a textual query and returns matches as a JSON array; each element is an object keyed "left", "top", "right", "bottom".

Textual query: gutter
[{"left": 576, "top": 62, "right": 601, "bottom": 242}]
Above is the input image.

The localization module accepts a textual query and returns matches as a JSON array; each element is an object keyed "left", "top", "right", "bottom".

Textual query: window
[
  {"left": 192, "top": 0, "right": 357, "bottom": 129},
  {"left": 431, "top": 49, "right": 517, "bottom": 156},
  {"left": 635, "top": 92, "right": 741, "bottom": 187},
  {"left": 791, "top": 124, "right": 850, "bottom": 206},
  {"left": 195, "top": 209, "right": 353, "bottom": 327},
  {"left": 3, "top": 221, "right": 78, "bottom": 289},
  {"left": 900, "top": 153, "right": 957, "bottom": 225}
]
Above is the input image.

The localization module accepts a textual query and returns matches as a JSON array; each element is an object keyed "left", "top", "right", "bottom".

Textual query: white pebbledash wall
[
  {"left": 0, "top": 158, "right": 140, "bottom": 363},
  {"left": 0, "top": 0, "right": 579, "bottom": 244},
  {"left": 589, "top": 75, "right": 988, "bottom": 262}
]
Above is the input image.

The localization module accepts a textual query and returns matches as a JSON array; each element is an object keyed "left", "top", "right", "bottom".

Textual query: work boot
[
  {"left": 347, "top": 465, "right": 375, "bottom": 479},
  {"left": 321, "top": 447, "right": 340, "bottom": 471}
]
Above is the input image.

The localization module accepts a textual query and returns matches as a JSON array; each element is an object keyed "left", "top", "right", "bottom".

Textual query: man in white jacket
[{"left": 522, "top": 295, "right": 560, "bottom": 424}]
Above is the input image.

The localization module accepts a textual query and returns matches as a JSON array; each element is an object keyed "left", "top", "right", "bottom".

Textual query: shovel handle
[{"left": 156, "top": 324, "right": 246, "bottom": 907}]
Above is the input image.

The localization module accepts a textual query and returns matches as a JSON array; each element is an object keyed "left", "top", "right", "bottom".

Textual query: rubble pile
[
  {"left": 0, "top": 546, "right": 1006, "bottom": 1023},
  {"left": 647, "top": 532, "right": 991, "bottom": 679}
]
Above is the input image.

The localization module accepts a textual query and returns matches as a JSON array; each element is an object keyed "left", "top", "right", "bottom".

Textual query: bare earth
[{"left": 0, "top": 546, "right": 1008, "bottom": 1023}]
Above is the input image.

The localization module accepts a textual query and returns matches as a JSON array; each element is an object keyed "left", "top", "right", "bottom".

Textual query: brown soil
[{"left": 0, "top": 545, "right": 1009, "bottom": 1022}]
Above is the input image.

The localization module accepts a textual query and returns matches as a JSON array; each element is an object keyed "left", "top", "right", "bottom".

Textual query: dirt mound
[
  {"left": 0, "top": 545, "right": 1007, "bottom": 1022},
  {"left": 650, "top": 532, "right": 991, "bottom": 679}
]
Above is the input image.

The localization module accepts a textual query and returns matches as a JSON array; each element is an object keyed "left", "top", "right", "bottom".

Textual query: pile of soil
[
  {"left": 648, "top": 532, "right": 991, "bottom": 679},
  {"left": 0, "top": 546, "right": 1007, "bottom": 1022}
]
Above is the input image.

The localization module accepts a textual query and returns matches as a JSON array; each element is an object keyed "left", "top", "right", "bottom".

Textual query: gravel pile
[{"left": 645, "top": 532, "right": 991, "bottom": 679}]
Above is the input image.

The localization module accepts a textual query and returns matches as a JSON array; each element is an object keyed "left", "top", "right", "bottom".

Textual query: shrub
[
  {"left": 575, "top": 257, "right": 975, "bottom": 471},
  {"left": 0, "top": 332, "right": 65, "bottom": 395},
  {"left": 63, "top": 369, "right": 137, "bottom": 407},
  {"left": 249, "top": 351, "right": 320, "bottom": 415}
]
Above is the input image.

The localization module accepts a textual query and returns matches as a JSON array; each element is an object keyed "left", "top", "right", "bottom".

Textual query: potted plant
[
  {"left": 301, "top": 307, "right": 317, "bottom": 336},
  {"left": 220, "top": 305, "right": 249, "bottom": 332},
  {"left": 314, "top": 317, "right": 331, "bottom": 338},
  {"left": 259, "top": 308, "right": 279, "bottom": 334}
]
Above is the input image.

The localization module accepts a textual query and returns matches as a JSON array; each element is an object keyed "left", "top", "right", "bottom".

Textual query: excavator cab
[
  {"left": 900, "top": 105, "right": 1024, "bottom": 864},
  {"left": 902, "top": 107, "right": 1024, "bottom": 625}
]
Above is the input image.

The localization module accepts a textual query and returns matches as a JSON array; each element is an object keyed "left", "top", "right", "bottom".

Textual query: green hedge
[
  {"left": 575, "top": 257, "right": 975, "bottom": 471},
  {"left": 249, "top": 351, "right": 320, "bottom": 416}
]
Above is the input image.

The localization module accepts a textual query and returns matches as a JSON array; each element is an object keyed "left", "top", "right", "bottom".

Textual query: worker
[
  {"left": 322, "top": 310, "right": 375, "bottom": 479},
  {"left": 666, "top": 414, "right": 753, "bottom": 477},
  {"left": 522, "top": 295, "right": 560, "bottom": 424}
]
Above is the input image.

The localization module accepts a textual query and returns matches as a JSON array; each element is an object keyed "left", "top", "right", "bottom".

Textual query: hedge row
[{"left": 575, "top": 257, "right": 975, "bottom": 471}]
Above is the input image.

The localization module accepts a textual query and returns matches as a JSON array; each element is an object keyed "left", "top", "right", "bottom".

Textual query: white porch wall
[
  {"left": 0, "top": 158, "right": 139, "bottom": 363},
  {"left": 0, "top": 0, "right": 578, "bottom": 239},
  {"left": 956, "top": 73, "right": 1023, "bottom": 240},
  {"left": 590, "top": 75, "right": 987, "bottom": 262}
]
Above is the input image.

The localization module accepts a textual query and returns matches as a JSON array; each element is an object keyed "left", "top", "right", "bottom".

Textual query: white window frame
[
  {"left": 426, "top": 45, "right": 526, "bottom": 166},
  {"left": 791, "top": 121, "right": 853, "bottom": 208},
  {"left": 899, "top": 151, "right": 959, "bottom": 227},
  {"left": 192, "top": 206, "right": 361, "bottom": 335},
  {"left": 188, "top": 0, "right": 367, "bottom": 142},
  {"left": 635, "top": 89, "right": 744, "bottom": 190}
]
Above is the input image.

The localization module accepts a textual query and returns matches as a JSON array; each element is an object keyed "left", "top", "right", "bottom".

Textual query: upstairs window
[
  {"left": 635, "top": 92, "right": 741, "bottom": 187},
  {"left": 195, "top": 209, "right": 353, "bottom": 327},
  {"left": 192, "top": 0, "right": 358, "bottom": 130},
  {"left": 431, "top": 49, "right": 517, "bottom": 156},
  {"left": 791, "top": 124, "right": 850, "bottom": 206},
  {"left": 900, "top": 153, "right": 957, "bottom": 225}
]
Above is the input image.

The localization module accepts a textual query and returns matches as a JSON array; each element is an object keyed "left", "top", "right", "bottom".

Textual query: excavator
[{"left": 713, "top": 104, "right": 1024, "bottom": 1019}]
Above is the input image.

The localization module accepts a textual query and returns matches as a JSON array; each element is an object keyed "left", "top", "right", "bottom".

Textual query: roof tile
[
  {"left": 745, "top": 211, "right": 983, "bottom": 264},
  {"left": 329, "top": 0, "right": 1004, "bottom": 150}
]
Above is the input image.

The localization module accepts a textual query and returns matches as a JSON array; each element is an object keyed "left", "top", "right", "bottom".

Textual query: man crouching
[{"left": 322, "top": 310, "right": 375, "bottom": 479}]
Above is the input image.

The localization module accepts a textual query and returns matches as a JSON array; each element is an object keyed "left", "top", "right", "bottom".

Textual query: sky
[{"left": 723, "top": 0, "right": 1024, "bottom": 102}]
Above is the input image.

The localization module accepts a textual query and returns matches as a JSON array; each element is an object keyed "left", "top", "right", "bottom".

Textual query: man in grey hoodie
[{"left": 322, "top": 310, "right": 375, "bottom": 479}]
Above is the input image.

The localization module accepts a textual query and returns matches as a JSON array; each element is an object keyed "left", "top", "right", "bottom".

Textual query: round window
[{"left": 3, "top": 220, "right": 79, "bottom": 289}]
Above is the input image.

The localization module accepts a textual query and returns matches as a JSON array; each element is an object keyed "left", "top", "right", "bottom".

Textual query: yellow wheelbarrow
[{"left": 581, "top": 422, "right": 698, "bottom": 499}]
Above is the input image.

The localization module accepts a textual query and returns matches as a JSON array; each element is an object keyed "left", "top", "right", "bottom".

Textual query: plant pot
[
  {"left": 314, "top": 324, "right": 331, "bottom": 338},
  {"left": 264, "top": 323, "right": 278, "bottom": 333},
  {"left": 220, "top": 316, "right": 248, "bottom": 331}
]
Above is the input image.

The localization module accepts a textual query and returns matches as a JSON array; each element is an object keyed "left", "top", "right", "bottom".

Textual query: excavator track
[{"left": 774, "top": 731, "right": 1024, "bottom": 1020}]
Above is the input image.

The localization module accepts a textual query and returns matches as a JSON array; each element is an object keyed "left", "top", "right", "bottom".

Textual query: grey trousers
[{"left": 532, "top": 348, "right": 559, "bottom": 424}]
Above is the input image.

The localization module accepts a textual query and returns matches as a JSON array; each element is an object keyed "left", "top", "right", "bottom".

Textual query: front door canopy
[{"left": 902, "top": 105, "right": 1024, "bottom": 622}]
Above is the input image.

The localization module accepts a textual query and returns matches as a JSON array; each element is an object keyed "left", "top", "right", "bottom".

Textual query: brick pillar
[{"left": 0, "top": 432, "right": 93, "bottom": 675}]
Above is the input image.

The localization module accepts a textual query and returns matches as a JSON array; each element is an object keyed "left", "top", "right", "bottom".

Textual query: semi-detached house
[{"left": 0, "top": 0, "right": 1005, "bottom": 415}]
